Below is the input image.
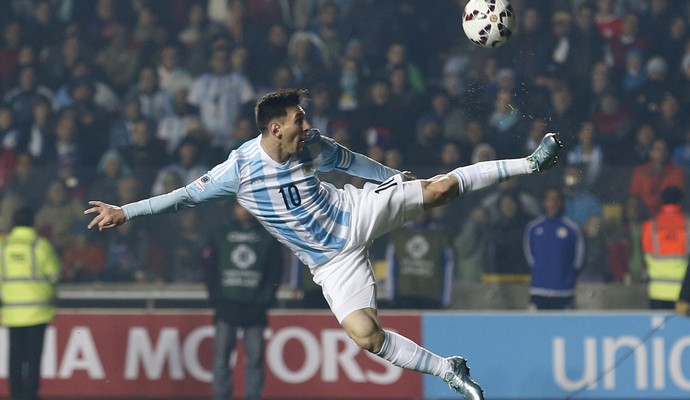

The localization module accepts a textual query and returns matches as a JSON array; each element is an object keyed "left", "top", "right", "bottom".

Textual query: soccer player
[{"left": 85, "top": 88, "right": 562, "bottom": 400}]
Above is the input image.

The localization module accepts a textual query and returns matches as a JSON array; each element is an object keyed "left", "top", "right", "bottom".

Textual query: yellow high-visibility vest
[
  {"left": 642, "top": 206, "right": 690, "bottom": 301},
  {"left": 0, "top": 226, "right": 61, "bottom": 327}
]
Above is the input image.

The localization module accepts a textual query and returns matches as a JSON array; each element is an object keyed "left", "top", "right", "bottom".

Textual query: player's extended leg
[
  {"left": 420, "top": 133, "right": 563, "bottom": 209},
  {"left": 341, "top": 308, "right": 484, "bottom": 400}
]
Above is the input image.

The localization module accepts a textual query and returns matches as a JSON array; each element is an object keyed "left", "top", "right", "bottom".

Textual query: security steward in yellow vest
[
  {"left": 0, "top": 207, "right": 61, "bottom": 400},
  {"left": 641, "top": 186, "right": 689, "bottom": 309}
]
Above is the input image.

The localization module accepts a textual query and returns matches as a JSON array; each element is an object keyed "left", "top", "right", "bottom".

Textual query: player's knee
[
  {"left": 423, "top": 175, "right": 458, "bottom": 207},
  {"left": 348, "top": 327, "right": 385, "bottom": 353}
]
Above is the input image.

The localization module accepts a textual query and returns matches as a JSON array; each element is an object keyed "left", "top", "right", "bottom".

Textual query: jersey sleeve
[
  {"left": 317, "top": 133, "right": 400, "bottom": 182},
  {"left": 123, "top": 154, "right": 241, "bottom": 220}
]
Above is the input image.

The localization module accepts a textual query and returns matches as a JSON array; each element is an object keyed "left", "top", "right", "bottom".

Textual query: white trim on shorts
[{"left": 313, "top": 174, "right": 424, "bottom": 323}]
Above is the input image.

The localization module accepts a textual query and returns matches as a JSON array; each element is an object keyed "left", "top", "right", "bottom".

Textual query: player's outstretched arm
[{"left": 84, "top": 201, "right": 127, "bottom": 231}]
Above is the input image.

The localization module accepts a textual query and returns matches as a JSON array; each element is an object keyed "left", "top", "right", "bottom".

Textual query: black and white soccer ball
[{"left": 462, "top": 0, "right": 516, "bottom": 48}]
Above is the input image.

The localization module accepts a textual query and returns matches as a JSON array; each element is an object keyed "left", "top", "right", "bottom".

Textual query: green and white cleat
[
  {"left": 443, "top": 356, "right": 485, "bottom": 400},
  {"left": 527, "top": 132, "right": 563, "bottom": 172}
]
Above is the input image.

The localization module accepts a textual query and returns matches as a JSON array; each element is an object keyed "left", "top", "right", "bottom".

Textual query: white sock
[
  {"left": 450, "top": 159, "right": 531, "bottom": 195},
  {"left": 376, "top": 330, "right": 452, "bottom": 377}
]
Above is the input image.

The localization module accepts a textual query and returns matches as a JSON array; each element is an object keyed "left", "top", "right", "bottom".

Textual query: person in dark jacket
[{"left": 203, "top": 201, "right": 282, "bottom": 400}]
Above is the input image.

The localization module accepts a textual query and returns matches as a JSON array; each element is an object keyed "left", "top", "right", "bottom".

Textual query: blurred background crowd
[{"left": 0, "top": 0, "right": 689, "bottom": 299}]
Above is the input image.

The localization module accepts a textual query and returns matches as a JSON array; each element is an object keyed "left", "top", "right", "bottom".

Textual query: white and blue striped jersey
[{"left": 122, "top": 129, "right": 400, "bottom": 267}]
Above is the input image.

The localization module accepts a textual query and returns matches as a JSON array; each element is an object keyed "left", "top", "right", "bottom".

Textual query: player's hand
[
  {"left": 84, "top": 201, "right": 127, "bottom": 231},
  {"left": 401, "top": 171, "right": 416, "bottom": 181},
  {"left": 676, "top": 300, "right": 690, "bottom": 316}
]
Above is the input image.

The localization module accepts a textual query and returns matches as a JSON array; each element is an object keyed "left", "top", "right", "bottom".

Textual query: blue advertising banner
[{"left": 422, "top": 312, "right": 690, "bottom": 399}]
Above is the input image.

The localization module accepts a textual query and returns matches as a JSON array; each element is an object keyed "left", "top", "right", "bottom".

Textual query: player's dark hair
[{"left": 255, "top": 88, "right": 308, "bottom": 134}]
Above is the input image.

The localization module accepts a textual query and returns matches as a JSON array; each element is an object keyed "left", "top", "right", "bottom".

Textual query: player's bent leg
[
  {"left": 340, "top": 307, "right": 385, "bottom": 352},
  {"left": 340, "top": 309, "right": 485, "bottom": 399}
]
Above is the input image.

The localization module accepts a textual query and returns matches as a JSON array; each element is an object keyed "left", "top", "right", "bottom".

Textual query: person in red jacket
[
  {"left": 629, "top": 138, "right": 684, "bottom": 216},
  {"left": 642, "top": 186, "right": 689, "bottom": 309}
]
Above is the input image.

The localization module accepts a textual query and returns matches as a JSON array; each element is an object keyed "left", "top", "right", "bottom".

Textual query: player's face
[{"left": 281, "top": 105, "right": 311, "bottom": 153}]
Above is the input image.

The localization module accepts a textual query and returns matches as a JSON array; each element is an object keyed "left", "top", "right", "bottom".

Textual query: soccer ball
[{"left": 462, "top": 0, "right": 516, "bottom": 48}]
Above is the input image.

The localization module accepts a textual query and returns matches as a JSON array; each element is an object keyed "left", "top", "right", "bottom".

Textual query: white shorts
[{"left": 313, "top": 174, "right": 424, "bottom": 323}]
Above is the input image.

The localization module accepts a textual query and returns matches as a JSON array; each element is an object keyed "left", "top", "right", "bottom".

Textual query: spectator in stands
[
  {"left": 525, "top": 187, "right": 584, "bottom": 310},
  {"left": 634, "top": 56, "right": 673, "bottom": 120},
  {"left": 453, "top": 206, "right": 489, "bottom": 283},
  {"left": 54, "top": 59, "right": 120, "bottom": 114},
  {"left": 567, "top": 3, "right": 606, "bottom": 88},
  {"left": 108, "top": 97, "right": 144, "bottom": 150},
  {"left": 593, "top": 0, "right": 622, "bottom": 40},
  {"left": 563, "top": 165, "right": 603, "bottom": 229},
  {"left": 310, "top": 1, "right": 344, "bottom": 69},
  {"left": 61, "top": 222, "right": 106, "bottom": 282},
  {"left": 35, "top": 178, "right": 84, "bottom": 255},
  {"left": 387, "top": 65, "right": 419, "bottom": 126},
  {"left": 120, "top": 118, "right": 168, "bottom": 198},
  {"left": 251, "top": 23, "right": 289, "bottom": 86},
  {"left": 609, "top": 11, "right": 650, "bottom": 77},
  {"left": 45, "top": 110, "right": 91, "bottom": 187},
  {"left": 567, "top": 121, "right": 603, "bottom": 189},
  {"left": 579, "top": 214, "right": 612, "bottom": 283},
  {"left": 589, "top": 88, "right": 632, "bottom": 162},
  {"left": 88, "top": 150, "right": 131, "bottom": 205},
  {"left": 187, "top": 47, "right": 255, "bottom": 152},
  {"left": 487, "top": 90, "right": 523, "bottom": 158},
  {"left": 0, "top": 21, "right": 23, "bottom": 90},
  {"left": 68, "top": 77, "right": 111, "bottom": 164},
  {"left": 654, "top": 16, "right": 687, "bottom": 80},
  {"left": 379, "top": 42, "right": 425, "bottom": 95},
  {"left": 101, "top": 176, "right": 150, "bottom": 283},
  {"left": 545, "top": 81, "right": 582, "bottom": 142},
  {"left": 125, "top": 65, "right": 173, "bottom": 124},
  {"left": 622, "top": 48, "right": 647, "bottom": 95},
  {"left": 355, "top": 79, "right": 403, "bottom": 152},
  {"left": 671, "top": 126, "right": 690, "bottom": 174},
  {"left": 0, "top": 103, "right": 20, "bottom": 153},
  {"left": 89, "top": 0, "right": 120, "bottom": 48},
  {"left": 150, "top": 137, "right": 208, "bottom": 196},
  {"left": 484, "top": 191, "right": 531, "bottom": 284},
  {"left": 3, "top": 65, "right": 55, "bottom": 127},
  {"left": 41, "top": 33, "right": 87, "bottom": 92},
  {"left": 410, "top": 114, "right": 444, "bottom": 169},
  {"left": 177, "top": 2, "right": 208, "bottom": 52},
  {"left": 679, "top": 50, "right": 690, "bottom": 110},
  {"left": 287, "top": 30, "right": 330, "bottom": 88},
  {"left": 482, "top": 172, "right": 540, "bottom": 218},
  {"left": 651, "top": 92, "right": 684, "bottom": 150},
  {"left": 156, "top": 87, "right": 197, "bottom": 156},
  {"left": 95, "top": 24, "right": 140, "bottom": 95},
  {"left": 5, "top": 152, "right": 49, "bottom": 211},
  {"left": 509, "top": 6, "right": 550, "bottom": 87},
  {"left": 305, "top": 85, "right": 333, "bottom": 136},
  {"left": 165, "top": 209, "right": 206, "bottom": 283},
  {"left": 629, "top": 138, "right": 685, "bottom": 215},
  {"left": 156, "top": 44, "right": 191, "bottom": 97},
  {"left": 629, "top": 122, "right": 657, "bottom": 165}
]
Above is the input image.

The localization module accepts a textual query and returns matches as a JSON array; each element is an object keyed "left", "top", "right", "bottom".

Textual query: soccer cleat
[
  {"left": 526, "top": 132, "right": 563, "bottom": 172},
  {"left": 443, "top": 356, "right": 485, "bottom": 400}
]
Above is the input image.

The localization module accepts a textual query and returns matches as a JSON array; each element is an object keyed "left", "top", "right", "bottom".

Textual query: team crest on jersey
[
  {"left": 304, "top": 164, "right": 314, "bottom": 175},
  {"left": 192, "top": 175, "right": 211, "bottom": 192}
]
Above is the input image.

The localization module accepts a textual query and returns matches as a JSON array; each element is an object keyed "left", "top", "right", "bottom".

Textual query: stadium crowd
[{"left": 0, "top": 0, "right": 689, "bottom": 297}]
